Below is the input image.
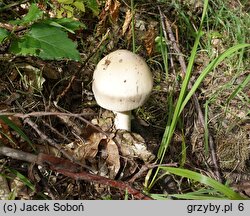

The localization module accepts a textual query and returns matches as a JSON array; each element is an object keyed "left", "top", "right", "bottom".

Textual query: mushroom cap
[{"left": 92, "top": 49, "right": 153, "bottom": 112}]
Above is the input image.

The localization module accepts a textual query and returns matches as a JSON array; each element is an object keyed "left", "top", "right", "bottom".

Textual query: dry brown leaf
[
  {"left": 97, "top": 9, "right": 108, "bottom": 36},
  {"left": 232, "top": 181, "right": 250, "bottom": 198},
  {"left": 105, "top": 139, "right": 120, "bottom": 179},
  {"left": 0, "top": 119, "right": 10, "bottom": 145},
  {"left": 10, "top": 176, "right": 30, "bottom": 199},
  {"left": 144, "top": 25, "right": 156, "bottom": 55},
  {"left": 117, "top": 131, "right": 155, "bottom": 162},
  {"left": 91, "top": 110, "right": 114, "bottom": 131},
  {"left": 56, "top": 114, "right": 82, "bottom": 135},
  {"left": 0, "top": 175, "right": 10, "bottom": 200},
  {"left": 97, "top": 0, "right": 121, "bottom": 36},
  {"left": 122, "top": 9, "right": 132, "bottom": 36},
  {"left": 62, "top": 133, "right": 106, "bottom": 162},
  {"left": 78, "top": 132, "right": 106, "bottom": 160},
  {"left": 105, "top": 0, "right": 121, "bottom": 22},
  {"left": 0, "top": 117, "right": 19, "bottom": 147}
]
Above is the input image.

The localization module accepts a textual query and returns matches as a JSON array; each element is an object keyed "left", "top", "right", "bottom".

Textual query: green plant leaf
[
  {"left": 43, "top": 18, "right": 86, "bottom": 33},
  {"left": 85, "top": 0, "right": 99, "bottom": 16},
  {"left": 73, "top": 0, "right": 85, "bottom": 12},
  {"left": 58, "top": 0, "right": 74, "bottom": 4},
  {"left": 10, "top": 36, "right": 40, "bottom": 56},
  {"left": 160, "top": 167, "right": 246, "bottom": 200},
  {"left": 0, "top": 28, "right": 9, "bottom": 43},
  {"left": 10, "top": 23, "right": 80, "bottom": 61},
  {"left": 11, "top": 3, "right": 43, "bottom": 25}
]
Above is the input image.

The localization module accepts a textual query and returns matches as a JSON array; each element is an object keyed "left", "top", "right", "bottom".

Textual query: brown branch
[
  {"left": 158, "top": 7, "right": 223, "bottom": 183},
  {"left": 57, "top": 170, "right": 151, "bottom": 200},
  {"left": 0, "top": 146, "right": 152, "bottom": 200},
  {"left": 0, "top": 146, "right": 37, "bottom": 163},
  {"left": 128, "top": 163, "right": 178, "bottom": 183},
  {"left": 0, "top": 111, "right": 110, "bottom": 137},
  {"left": 23, "top": 118, "right": 71, "bottom": 157},
  {"left": 0, "top": 111, "right": 92, "bottom": 118},
  {"left": 22, "top": 118, "right": 94, "bottom": 171},
  {"left": 0, "top": 22, "right": 26, "bottom": 32}
]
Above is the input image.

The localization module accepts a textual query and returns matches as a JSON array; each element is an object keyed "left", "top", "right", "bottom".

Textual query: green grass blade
[
  {"left": 151, "top": 193, "right": 225, "bottom": 200},
  {"left": 180, "top": 130, "right": 187, "bottom": 167},
  {"left": 148, "top": 0, "right": 209, "bottom": 191},
  {"left": 7, "top": 168, "right": 35, "bottom": 191},
  {"left": 171, "top": 187, "right": 229, "bottom": 200},
  {"left": 179, "top": 44, "right": 250, "bottom": 114},
  {"left": 0, "top": 115, "right": 36, "bottom": 152},
  {"left": 159, "top": 20, "right": 168, "bottom": 77},
  {"left": 204, "top": 101, "right": 209, "bottom": 155},
  {"left": 170, "top": 194, "right": 227, "bottom": 200},
  {"left": 131, "top": 0, "right": 136, "bottom": 53},
  {"left": 157, "top": 0, "right": 208, "bottom": 160},
  {"left": 226, "top": 73, "right": 250, "bottom": 105},
  {"left": 160, "top": 167, "right": 246, "bottom": 200}
]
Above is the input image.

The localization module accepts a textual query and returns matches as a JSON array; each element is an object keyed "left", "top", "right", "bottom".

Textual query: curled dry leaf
[
  {"left": 90, "top": 110, "right": 155, "bottom": 178},
  {"left": 144, "top": 24, "right": 157, "bottom": 55},
  {"left": 0, "top": 175, "right": 10, "bottom": 200},
  {"left": 117, "top": 131, "right": 155, "bottom": 162},
  {"left": 91, "top": 110, "right": 114, "bottom": 131},
  {"left": 78, "top": 132, "right": 107, "bottom": 160},
  {"left": 62, "top": 132, "right": 106, "bottom": 163},
  {"left": 122, "top": 9, "right": 132, "bottom": 36},
  {"left": 104, "top": 0, "right": 121, "bottom": 23},
  {"left": 10, "top": 176, "right": 31, "bottom": 200},
  {"left": 105, "top": 139, "right": 120, "bottom": 179},
  {"left": 97, "top": 0, "right": 121, "bottom": 36}
]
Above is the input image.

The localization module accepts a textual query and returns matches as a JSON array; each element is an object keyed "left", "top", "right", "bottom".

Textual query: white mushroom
[{"left": 92, "top": 49, "right": 153, "bottom": 131}]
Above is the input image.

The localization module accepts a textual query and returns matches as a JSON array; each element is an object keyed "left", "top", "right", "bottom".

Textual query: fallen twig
[
  {"left": 23, "top": 118, "right": 73, "bottom": 158},
  {"left": 128, "top": 162, "right": 178, "bottom": 183},
  {"left": 0, "top": 111, "right": 110, "bottom": 137},
  {"left": 0, "top": 111, "right": 92, "bottom": 118},
  {"left": 0, "top": 146, "right": 152, "bottom": 200},
  {"left": 0, "top": 22, "right": 26, "bottom": 32},
  {"left": 158, "top": 7, "right": 223, "bottom": 183},
  {"left": 0, "top": 146, "right": 37, "bottom": 163}
]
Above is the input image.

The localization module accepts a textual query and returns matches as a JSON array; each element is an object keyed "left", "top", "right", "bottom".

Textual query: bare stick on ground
[{"left": 0, "top": 146, "right": 152, "bottom": 200}]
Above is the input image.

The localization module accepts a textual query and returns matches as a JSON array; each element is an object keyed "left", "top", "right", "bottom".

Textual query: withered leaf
[
  {"left": 78, "top": 132, "right": 106, "bottom": 160},
  {"left": 144, "top": 25, "right": 156, "bottom": 55},
  {"left": 105, "top": 139, "right": 120, "bottom": 179},
  {"left": 91, "top": 110, "right": 114, "bottom": 132},
  {"left": 63, "top": 133, "right": 106, "bottom": 162},
  {"left": 118, "top": 132, "right": 155, "bottom": 162},
  {"left": 0, "top": 175, "right": 10, "bottom": 200},
  {"left": 122, "top": 9, "right": 132, "bottom": 36},
  {"left": 105, "top": 0, "right": 121, "bottom": 23}
]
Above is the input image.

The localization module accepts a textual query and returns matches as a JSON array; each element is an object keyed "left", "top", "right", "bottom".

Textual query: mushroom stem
[{"left": 114, "top": 111, "right": 131, "bottom": 131}]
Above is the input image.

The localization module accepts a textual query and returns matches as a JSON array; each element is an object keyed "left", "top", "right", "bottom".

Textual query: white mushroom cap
[{"left": 92, "top": 49, "right": 153, "bottom": 112}]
